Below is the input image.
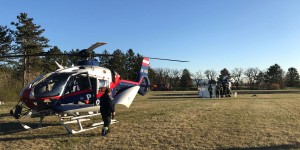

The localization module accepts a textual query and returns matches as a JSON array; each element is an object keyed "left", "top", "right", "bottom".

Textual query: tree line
[
  {"left": 192, "top": 65, "right": 300, "bottom": 90},
  {"left": 0, "top": 13, "right": 299, "bottom": 102}
]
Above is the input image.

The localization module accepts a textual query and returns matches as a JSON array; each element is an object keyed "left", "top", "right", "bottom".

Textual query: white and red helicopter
[{"left": 4, "top": 42, "right": 187, "bottom": 133}]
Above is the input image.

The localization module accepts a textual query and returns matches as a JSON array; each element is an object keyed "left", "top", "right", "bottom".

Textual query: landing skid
[
  {"left": 17, "top": 113, "right": 46, "bottom": 130},
  {"left": 16, "top": 112, "right": 118, "bottom": 134},
  {"left": 18, "top": 120, "right": 32, "bottom": 130},
  {"left": 59, "top": 113, "right": 118, "bottom": 134}
]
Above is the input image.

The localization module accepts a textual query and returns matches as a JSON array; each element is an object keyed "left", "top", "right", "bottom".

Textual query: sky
[{"left": 1, "top": 0, "right": 300, "bottom": 74}]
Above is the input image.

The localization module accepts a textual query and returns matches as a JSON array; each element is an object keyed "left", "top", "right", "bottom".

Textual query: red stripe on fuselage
[
  {"left": 61, "top": 89, "right": 93, "bottom": 98},
  {"left": 120, "top": 79, "right": 140, "bottom": 85},
  {"left": 35, "top": 89, "right": 93, "bottom": 100}
]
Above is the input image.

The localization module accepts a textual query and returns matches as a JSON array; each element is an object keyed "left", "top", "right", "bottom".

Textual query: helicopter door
[
  {"left": 94, "top": 79, "right": 109, "bottom": 105},
  {"left": 61, "top": 73, "right": 94, "bottom": 104},
  {"left": 89, "top": 77, "right": 97, "bottom": 103}
]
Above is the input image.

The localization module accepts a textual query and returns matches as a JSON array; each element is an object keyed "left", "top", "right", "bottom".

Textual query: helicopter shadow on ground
[
  {"left": 0, "top": 112, "right": 12, "bottom": 119},
  {"left": 0, "top": 127, "right": 97, "bottom": 142},
  {"left": 0, "top": 122, "right": 28, "bottom": 135},
  {"left": 223, "top": 142, "right": 300, "bottom": 150},
  {"left": 0, "top": 121, "right": 61, "bottom": 135}
]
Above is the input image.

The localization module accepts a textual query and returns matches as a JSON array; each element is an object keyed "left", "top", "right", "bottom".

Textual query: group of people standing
[{"left": 208, "top": 82, "right": 232, "bottom": 98}]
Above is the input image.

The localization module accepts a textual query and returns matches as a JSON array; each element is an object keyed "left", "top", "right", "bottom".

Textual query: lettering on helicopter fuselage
[
  {"left": 86, "top": 94, "right": 92, "bottom": 100},
  {"left": 95, "top": 99, "right": 100, "bottom": 105}
]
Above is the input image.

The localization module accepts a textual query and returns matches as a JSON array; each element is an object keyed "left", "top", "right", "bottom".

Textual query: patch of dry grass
[{"left": 1, "top": 91, "right": 300, "bottom": 149}]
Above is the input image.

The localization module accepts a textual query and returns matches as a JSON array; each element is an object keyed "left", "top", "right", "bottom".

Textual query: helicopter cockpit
[
  {"left": 33, "top": 73, "right": 71, "bottom": 98},
  {"left": 32, "top": 72, "right": 92, "bottom": 98},
  {"left": 30, "top": 70, "right": 112, "bottom": 106}
]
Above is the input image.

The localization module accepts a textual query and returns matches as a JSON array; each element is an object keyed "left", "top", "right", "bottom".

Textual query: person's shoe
[
  {"left": 101, "top": 127, "right": 109, "bottom": 136},
  {"left": 106, "top": 128, "right": 110, "bottom": 134}
]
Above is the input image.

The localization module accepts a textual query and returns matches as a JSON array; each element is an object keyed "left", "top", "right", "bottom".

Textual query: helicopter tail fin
[{"left": 136, "top": 57, "right": 150, "bottom": 95}]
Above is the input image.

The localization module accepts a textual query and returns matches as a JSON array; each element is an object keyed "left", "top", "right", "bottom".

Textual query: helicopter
[{"left": 2, "top": 42, "right": 188, "bottom": 133}]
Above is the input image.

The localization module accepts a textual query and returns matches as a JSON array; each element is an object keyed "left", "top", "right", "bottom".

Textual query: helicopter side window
[
  {"left": 64, "top": 74, "right": 91, "bottom": 95},
  {"left": 33, "top": 73, "right": 70, "bottom": 98},
  {"left": 98, "top": 79, "right": 109, "bottom": 92}
]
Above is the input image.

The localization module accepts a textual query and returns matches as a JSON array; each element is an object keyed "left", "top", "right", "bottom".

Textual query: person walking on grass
[{"left": 100, "top": 87, "right": 115, "bottom": 136}]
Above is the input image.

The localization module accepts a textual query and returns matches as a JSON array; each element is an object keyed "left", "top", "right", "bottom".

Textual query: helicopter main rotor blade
[
  {"left": 0, "top": 53, "right": 79, "bottom": 58},
  {"left": 87, "top": 42, "right": 107, "bottom": 52},
  {"left": 94, "top": 54, "right": 114, "bottom": 57},
  {"left": 146, "top": 57, "right": 189, "bottom": 62},
  {"left": 0, "top": 52, "right": 113, "bottom": 59}
]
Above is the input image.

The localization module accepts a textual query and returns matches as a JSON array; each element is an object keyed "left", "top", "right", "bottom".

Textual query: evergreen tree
[
  {"left": 219, "top": 68, "right": 230, "bottom": 79},
  {"left": 0, "top": 25, "right": 14, "bottom": 64},
  {"left": 108, "top": 49, "right": 126, "bottom": 76},
  {"left": 256, "top": 71, "right": 266, "bottom": 88},
  {"left": 66, "top": 49, "right": 80, "bottom": 66},
  {"left": 131, "top": 53, "right": 143, "bottom": 81},
  {"left": 180, "top": 68, "right": 193, "bottom": 90},
  {"left": 124, "top": 49, "right": 135, "bottom": 79},
  {"left": 42, "top": 46, "right": 65, "bottom": 73},
  {"left": 11, "top": 13, "right": 50, "bottom": 85},
  {"left": 266, "top": 64, "right": 283, "bottom": 84},
  {"left": 218, "top": 68, "right": 231, "bottom": 81},
  {"left": 285, "top": 67, "right": 300, "bottom": 87},
  {"left": 99, "top": 49, "right": 111, "bottom": 68}
]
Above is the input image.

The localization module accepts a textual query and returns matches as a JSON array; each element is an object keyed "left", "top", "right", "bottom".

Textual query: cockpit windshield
[{"left": 33, "top": 73, "right": 71, "bottom": 97}]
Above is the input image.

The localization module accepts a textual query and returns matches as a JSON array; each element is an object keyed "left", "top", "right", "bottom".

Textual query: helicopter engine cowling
[{"left": 138, "top": 76, "right": 150, "bottom": 96}]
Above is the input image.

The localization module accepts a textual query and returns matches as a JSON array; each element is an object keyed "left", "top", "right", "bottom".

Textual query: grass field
[{"left": 0, "top": 91, "right": 300, "bottom": 149}]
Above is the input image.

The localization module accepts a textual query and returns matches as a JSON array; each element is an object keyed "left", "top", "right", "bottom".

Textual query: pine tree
[
  {"left": 65, "top": 49, "right": 80, "bottom": 66},
  {"left": 0, "top": 25, "right": 13, "bottom": 65},
  {"left": 108, "top": 49, "right": 126, "bottom": 76},
  {"left": 42, "top": 46, "right": 65, "bottom": 73},
  {"left": 266, "top": 64, "right": 283, "bottom": 84},
  {"left": 11, "top": 13, "right": 50, "bottom": 85},
  {"left": 285, "top": 67, "right": 300, "bottom": 87},
  {"left": 99, "top": 49, "right": 111, "bottom": 68},
  {"left": 180, "top": 68, "right": 193, "bottom": 90},
  {"left": 124, "top": 49, "right": 135, "bottom": 79},
  {"left": 219, "top": 68, "right": 231, "bottom": 80}
]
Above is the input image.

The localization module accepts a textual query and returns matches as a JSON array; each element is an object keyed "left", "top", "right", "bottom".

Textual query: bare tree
[
  {"left": 244, "top": 67, "right": 260, "bottom": 89},
  {"left": 169, "top": 69, "right": 181, "bottom": 90},
  {"left": 231, "top": 68, "right": 244, "bottom": 89},
  {"left": 191, "top": 70, "right": 204, "bottom": 88},
  {"left": 154, "top": 68, "right": 171, "bottom": 90},
  {"left": 204, "top": 69, "right": 217, "bottom": 82}
]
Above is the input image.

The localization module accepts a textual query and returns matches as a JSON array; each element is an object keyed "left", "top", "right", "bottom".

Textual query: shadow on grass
[
  {"left": 0, "top": 122, "right": 25, "bottom": 134},
  {"left": 0, "top": 122, "right": 60, "bottom": 135},
  {"left": 0, "top": 130, "right": 97, "bottom": 142},
  {"left": 0, "top": 112, "right": 12, "bottom": 119},
  {"left": 223, "top": 142, "right": 300, "bottom": 150}
]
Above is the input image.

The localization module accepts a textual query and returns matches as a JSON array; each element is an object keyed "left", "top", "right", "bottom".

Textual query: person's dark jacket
[{"left": 100, "top": 94, "right": 115, "bottom": 113}]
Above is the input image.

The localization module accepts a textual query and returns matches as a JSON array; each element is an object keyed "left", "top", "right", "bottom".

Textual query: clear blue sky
[{"left": 1, "top": 0, "right": 300, "bottom": 74}]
